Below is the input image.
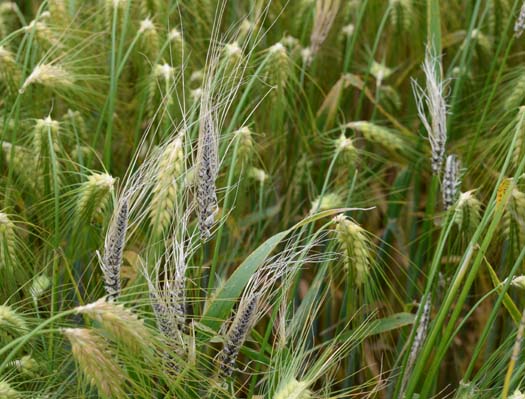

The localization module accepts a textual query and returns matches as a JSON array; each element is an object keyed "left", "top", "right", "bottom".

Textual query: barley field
[{"left": 1, "top": 0, "right": 525, "bottom": 398}]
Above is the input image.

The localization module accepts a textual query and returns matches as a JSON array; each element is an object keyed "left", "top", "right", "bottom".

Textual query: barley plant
[{"left": 3, "top": 0, "right": 525, "bottom": 398}]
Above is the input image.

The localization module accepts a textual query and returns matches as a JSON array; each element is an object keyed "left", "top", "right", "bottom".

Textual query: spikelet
[
  {"left": 217, "top": 294, "right": 259, "bottom": 378},
  {"left": 0, "top": 213, "right": 17, "bottom": 272},
  {"left": 76, "top": 299, "right": 151, "bottom": 352},
  {"left": 346, "top": 121, "right": 405, "bottom": 152},
  {"left": 412, "top": 47, "right": 448, "bottom": 176},
  {"left": 0, "top": 305, "right": 27, "bottom": 339},
  {"left": 263, "top": 43, "right": 291, "bottom": 101},
  {"left": 62, "top": 328, "right": 126, "bottom": 398},
  {"left": 32, "top": 117, "right": 60, "bottom": 157},
  {"left": 304, "top": 0, "right": 341, "bottom": 65},
  {"left": 0, "top": 380, "right": 18, "bottom": 398},
  {"left": 147, "top": 241, "right": 187, "bottom": 338},
  {"left": 196, "top": 112, "right": 219, "bottom": 239},
  {"left": 470, "top": 29, "right": 492, "bottom": 58},
  {"left": 1, "top": 142, "right": 36, "bottom": 190},
  {"left": 515, "top": 1, "right": 525, "bottom": 38},
  {"left": 100, "top": 198, "right": 129, "bottom": 301},
  {"left": 149, "top": 136, "right": 184, "bottom": 237},
  {"left": 442, "top": 154, "right": 461, "bottom": 210},
  {"left": 247, "top": 167, "right": 268, "bottom": 185},
  {"left": 140, "top": 0, "right": 162, "bottom": 17},
  {"left": 23, "top": 19, "right": 61, "bottom": 49},
  {"left": 105, "top": 0, "right": 127, "bottom": 28},
  {"left": 48, "top": 0, "right": 67, "bottom": 22},
  {"left": 8, "top": 355, "right": 39, "bottom": 376},
  {"left": 274, "top": 378, "right": 312, "bottom": 399},
  {"left": 510, "top": 390, "right": 525, "bottom": 399},
  {"left": 389, "top": 0, "right": 415, "bottom": 32},
  {"left": 138, "top": 18, "right": 159, "bottom": 61},
  {"left": 234, "top": 127, "right": 254, "bottom": 164},
  {"left": 30, "top": 274, "right": 51, "bottom": 303},
  {"left": 453, "top": 191, "right": 482, "bottom": 237},
  {"left": 63, "top": 109, "right": 87, "bottom": 143},
  {"left": 77, "top": 173, "right": 115, "bottom": 222},
  {"left": 20, "top": 64, "right": 74, "bottom": 93},
  {"left": 0, "top": 3, "right": 18, "bottom": 39},
  {"left": 511, "top": 275, "right": 525, "bottom": 289},
  {"left": 0, "top": 47, "right": 19, "bottom": 94},
  {"left": 335, "top": 133, "right": 357, "bottom": 165},
  {"left": 342, "top": 24, "right": 355, "bottom": 39},
  {"left": 370, "top": 61, "right": 393, "bottom": 87},
  {"left": 190, "top": 69, "right": 204, "bottom": 89},
  {"left": 310, "top": 193, "right": 342, "bottom": 214},
  {"left": 505, "top": 69, "right": 525, "bottom": 112},
  {"left": 503, "top": 186, "right": 525, "bottom": 254},
  {"left": 333, "top": 215, "right": 370, "bottom": 287},
  {"left": 167, "top": 28, "right": 185, "bottom": 65},
  {"left": 147, "top": 63, "right": 175, "bottom": 119},
  {"left": 222, "top": 42, "right": 243, "bottom": 71}
]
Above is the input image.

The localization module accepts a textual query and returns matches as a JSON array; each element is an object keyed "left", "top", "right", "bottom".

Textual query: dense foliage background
[{"left": 1, "top": 0, "right": 525, "bottom": 398}]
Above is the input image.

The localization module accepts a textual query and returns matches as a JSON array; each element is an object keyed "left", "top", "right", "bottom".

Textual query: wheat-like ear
[
  {"left": 333, "top": 215, "right": 371, "bottom": 287},
  {"left": 100, "top": 197, "right": 129, "bottom": 301},
  {"left": 273, "top": 377, "right": 313, "bottom": 399},
  {"left": 0, "top": 47, "right": 19, "bottom": 94},
  {"left": 149, "top": 135, "right": 185, "bottom": 238},
  {"left": 411, "top": 46, "right": 448, "bottom": 176},
  {"left": 345, "top": 121, "right": 405, "bottom": 152},
  {"left": 0, "top": 379, "right": 19, "bottom": 398},
  {"left": 453, "top": 190, "right": 482, "bottom": 237},
  {"left": 304, "top": 0, "right": 341, "bottom": 65},
  {"left": 62, "top": 328, "right": 127, "bottom": 398},
  {"left": 20, "top": 64, "right": 74, "bottom": 93},
  {"left": 75, "top": 298, "right": 152, "bottom": 353},
  {"left": 76, "top": 172, "right": 115, "bottom": 222},
  {"left": 0, "top": 305, "right": 27, "bottom": 339}
]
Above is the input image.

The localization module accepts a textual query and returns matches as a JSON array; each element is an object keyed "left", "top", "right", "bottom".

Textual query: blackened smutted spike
[
  {"left": 101, "top": 198, "right": 129, "bottom": 301},
  {"left": 218, "top": 294, "right": 259, "bottom": 378},
  {"left": 196, "top": 113, "right": 219, "bottom": 239}
]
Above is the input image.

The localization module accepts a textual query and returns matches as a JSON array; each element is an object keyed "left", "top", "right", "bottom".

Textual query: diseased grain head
[
  {"left": 100, "top": 197, "right": 129, "bottom": 301},
  {"left": 196, "top": 111, "right": 219, "bottom": 240},
  {"left": 442, "top": 154, "right": 461, "bottom": 210}
]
